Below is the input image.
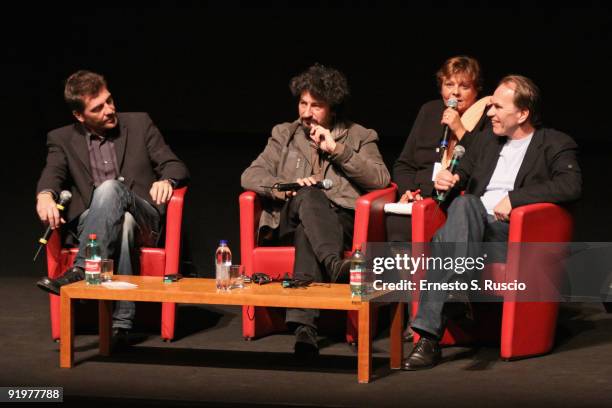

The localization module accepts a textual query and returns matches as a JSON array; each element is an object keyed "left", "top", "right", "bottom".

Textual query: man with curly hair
[{"left": 242, "top": 64, "right": 390, "bottom": 358}]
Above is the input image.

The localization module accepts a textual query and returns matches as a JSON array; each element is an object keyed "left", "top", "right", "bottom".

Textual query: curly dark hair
[
  {"left": 64, "top": 70, "right": 108, "bottom": 113},
  {"left": 289, "top": 63, "right": 350, "bottom": 118}
]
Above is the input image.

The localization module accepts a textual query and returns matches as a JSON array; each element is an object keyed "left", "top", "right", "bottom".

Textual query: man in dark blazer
[
  {"left": 403, "top": 75, "right": 582, "bottom": 370},
  {"left": 35, "top": 70, "right": 189, "bottom": 333}
]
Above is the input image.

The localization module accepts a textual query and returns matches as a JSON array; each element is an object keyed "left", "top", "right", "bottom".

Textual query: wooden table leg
[
  {"left": 60, "top": 290, "right": 74, "bottom": 368},
  {"left": 357, "top": 302, "right": 372, "bottom": 383},
  {"left": 390, "top": 301, "right": 404, "bottom": 369},
  {"left": 99, "top": 300, "right": 112, "bottom": 356}
]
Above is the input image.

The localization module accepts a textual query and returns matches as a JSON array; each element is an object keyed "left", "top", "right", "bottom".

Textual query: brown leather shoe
[
  {"left": 36, "top": 266, "right": 85, "bottom": 295},
  {"left": 402, "top": 337, "right": 441, "bottom": 370}
]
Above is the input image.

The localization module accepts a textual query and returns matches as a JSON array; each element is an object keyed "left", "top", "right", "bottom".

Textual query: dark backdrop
[{"left": 2, "top": 2, "right": 611, "bottom": 278}]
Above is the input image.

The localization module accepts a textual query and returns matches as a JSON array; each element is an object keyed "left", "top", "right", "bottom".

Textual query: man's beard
[{"left": 300, "top": 118, "right": 316, "bottom": 132}]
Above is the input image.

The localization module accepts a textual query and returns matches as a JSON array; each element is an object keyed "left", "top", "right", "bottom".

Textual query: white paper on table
[
  {"left": 383, "top": 202, "right": 413, "bottom": 215},
  {"left": 101, "top": 281, "right": 138, "bottom": 289}
]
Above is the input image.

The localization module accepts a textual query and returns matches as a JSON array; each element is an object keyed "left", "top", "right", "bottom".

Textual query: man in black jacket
[
  {"left": 35, "top": 70, "right": 189, "bottom": 332},
  {"left": 404, "top": 75, "right": 582, "bottom": 370}
]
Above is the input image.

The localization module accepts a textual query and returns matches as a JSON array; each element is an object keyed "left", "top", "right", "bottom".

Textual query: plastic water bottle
[
  {"left": 215, "top": 240, "right": 232, "bottom": 291},
  {"left": 350, "top": 245, "right": 366, "bottom": 298},
  {"left": 85, "top": 233, "right": 101, "bottom": 285}
]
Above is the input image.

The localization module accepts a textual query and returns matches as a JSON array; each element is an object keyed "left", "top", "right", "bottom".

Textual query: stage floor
[{"left": 2, "top": 276, "right": 612, "bottom": 407}]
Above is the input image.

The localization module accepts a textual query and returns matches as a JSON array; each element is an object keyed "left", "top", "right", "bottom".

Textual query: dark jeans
[
  {"left": 281, "top": 187, "right": 354, "bottom": 330},
  {"left": 411, "top": 194, "right": 509, "bottom": 339},
  {"left": 74, "top": 180, "right": 160, "bottom": 329}
]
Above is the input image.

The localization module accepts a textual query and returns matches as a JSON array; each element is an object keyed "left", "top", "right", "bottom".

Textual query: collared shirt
[{"left": 85, "top": 128, "right": 119, "bottom": 187}]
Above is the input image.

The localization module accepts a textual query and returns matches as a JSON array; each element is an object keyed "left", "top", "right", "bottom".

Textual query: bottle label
[
  {"left": 85, "top": 259, "right": 101, "bottom": 274},
  {"left": 350, "top": 262, "right": 365, "bottom": 285},
  {"left": 350, "top": 259, "right": 366, "bottom": 297},
  {"left": 85, "top": 259, "right": 101, "bottom": 285}
]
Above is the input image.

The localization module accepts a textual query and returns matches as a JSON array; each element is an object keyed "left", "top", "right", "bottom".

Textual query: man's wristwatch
[{"left": 165, "top": 178, "right": 178, "bottom": 188}]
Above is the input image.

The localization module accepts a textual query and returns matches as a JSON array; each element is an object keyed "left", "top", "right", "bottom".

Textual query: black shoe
[
  {"left": 402, "top": 337, "right": 441, "bottom": 371},
  {"left": 113, "top": 327, "right": 130, "bottom": 339},
  {"left": 112, "top": 327, "right": 131, "bottom": 348},
  {"left": 113, "top": 327, "right": 130, "bottom": 337},
  {"left": 329, "top": 258, "right": 352, "bottom": 283},
  {"left": 294, "top": 325, "right": 319, "bottom": 359},
  {"left": 403, "top": 326, "right": 414, "bottom": 342},
  {"left": 36, "top": 266, "right": 85, "bottom": 295}
]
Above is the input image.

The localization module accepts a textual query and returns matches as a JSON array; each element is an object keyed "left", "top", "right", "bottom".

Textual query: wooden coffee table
[{"left": 59, "top": 276, "right": 404, "bottom": 383}]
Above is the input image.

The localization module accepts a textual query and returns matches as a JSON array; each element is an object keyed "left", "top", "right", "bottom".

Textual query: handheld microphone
[
  {"left": 33, "top": 190, "right": 72, "bottom": 262},
  {"left": 435, "top": 145, "right": 465, "bottom": 202},
  {"left": 268, "top": 178, "right": 333, "bottom": 192},
  {"left": 440, "top": 98, "right": 458, "bottom": 152}
]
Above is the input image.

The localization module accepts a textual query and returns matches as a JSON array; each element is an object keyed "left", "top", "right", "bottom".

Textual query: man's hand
[
  {"left": 150, "top": 180, "right": 174, "bottom": 205},
  {"left": 441, "top": 107, "right": 467, "bottom": 138},
  {"left": 493, "top": 195, "right": 512, "bottom": 222},
  {"left": 36, "top": 192, "right": 64, "bottom": 229},
  {"left": 309, "top": 125, "right": 336, "bottom": 153},
  {"left": 399, "top": 190, "right": 423, "bottom": 203},
  {"left": 284, "top": 176, "right": 318, "bottom": 198},
  {"left": 434, "top": 169, "right": 460, "bottom": 191}
]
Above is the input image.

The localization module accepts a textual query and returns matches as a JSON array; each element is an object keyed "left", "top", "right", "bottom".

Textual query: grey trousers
[
  {"left": 74, "top": 180, "right": 160, "bottom": 329},
  {"left": 411, "top": 194, "right": 509, "bottom": 338}
]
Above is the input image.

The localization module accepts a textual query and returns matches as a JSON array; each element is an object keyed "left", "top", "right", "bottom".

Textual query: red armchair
[
  {"left": 411, "top": 198, "right": 573, "bottom": 359},
  {"left": 240, "top": 184, "right": 397, "bottom": 343},
  {"left": 45, "top": 187, "right": 187, "bottom": 341}
]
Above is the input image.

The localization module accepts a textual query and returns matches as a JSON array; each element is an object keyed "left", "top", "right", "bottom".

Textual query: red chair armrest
[
  {"left": 240, "top": 191, "right": 263, "bottom": 276},
  {"left": 353, "top": 184, "right": 398, "bottom": 249},
  {"left": 412, "top": 198, "right": 447, "bottom": 242},
  {"left": 164, "top": 187, "right": 187, "bottom": 275},
  {"left": 509, "top": 203, "right": 573, "bottom": 243}
]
